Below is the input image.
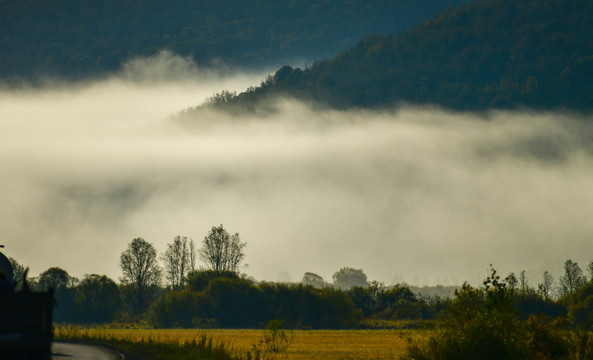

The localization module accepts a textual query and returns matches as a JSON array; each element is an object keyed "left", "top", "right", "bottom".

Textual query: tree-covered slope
[
  {"left": 0, "top": 0, "right": 471, "bottom": 81},
  {"left": 201, "top": 0, "right": 593, "bottom": 112}
]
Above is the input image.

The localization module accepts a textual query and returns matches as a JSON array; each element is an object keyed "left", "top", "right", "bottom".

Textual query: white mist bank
[{"left": 1, "top": 52, "right": 593, "bottom": 286}]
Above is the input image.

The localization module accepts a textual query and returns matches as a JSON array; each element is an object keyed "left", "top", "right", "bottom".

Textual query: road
[{"left": 52, "top": 342, "right": 122, "bottom": 360}]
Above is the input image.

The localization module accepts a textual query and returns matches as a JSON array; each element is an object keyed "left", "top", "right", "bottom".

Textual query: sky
[{"left": 1, "top": 51, "right": 593, "bottom": 287}]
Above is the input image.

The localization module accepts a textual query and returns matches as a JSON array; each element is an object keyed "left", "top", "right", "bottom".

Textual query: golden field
[{"left": 55, "top": 327, "right": 427, "bottom": 360}]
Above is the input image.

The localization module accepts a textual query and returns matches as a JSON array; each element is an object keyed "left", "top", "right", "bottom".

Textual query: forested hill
[
  {"left": 198, "top": 0, "right": 593, "bottom": 112},
  {"left": 0, "top": 0, "right": 472, "bottom": 82}
]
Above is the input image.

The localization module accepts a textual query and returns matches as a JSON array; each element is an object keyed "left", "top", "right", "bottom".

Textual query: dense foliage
[
  {"left": 200, "top": 0, "right": 593, "bottom": 112},
  {"left": 0, "top": 0, "right": 471, "bottom": 81},
  {"left": 15, "top": 255, "right": 593, "bottom": 353},
  {"left": 11, "top": 231, "right": 593, "bottom": 345},
  {"left": 402, "top": 264, "right": 593, "bottom": 360},
  {"left": 404, "top": 269, "right": 571, "bottom": 360}
]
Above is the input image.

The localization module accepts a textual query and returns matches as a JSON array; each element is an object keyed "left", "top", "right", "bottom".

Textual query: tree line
[
  {"left": 0, "top": 0, "right": 471, "bottom": 82},
  {"left": 404, "top": 264, "right": 593, "bottom": 360},
  {"left": 194, "top": 0, "right": 593, "bottom": 114},
  {"left": 9, "top": 223, "right": 593, "bottom": 334}
]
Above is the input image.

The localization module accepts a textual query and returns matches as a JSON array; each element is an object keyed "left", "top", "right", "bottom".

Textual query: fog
[{"left": 2, "top": 51, "right": 593, "bottom": 286}]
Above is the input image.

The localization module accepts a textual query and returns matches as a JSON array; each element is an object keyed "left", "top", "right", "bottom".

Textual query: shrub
[
  {"left": 403, "top": 268, "right": 551, "bottom": 360},
  {"left": 262, "top": 319, "right": 294, "bottom": 353}
]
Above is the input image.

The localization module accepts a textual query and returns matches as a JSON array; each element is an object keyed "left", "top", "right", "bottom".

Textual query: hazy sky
[{"left": 1, "top": 51, "right": 593, "bottom": 286}]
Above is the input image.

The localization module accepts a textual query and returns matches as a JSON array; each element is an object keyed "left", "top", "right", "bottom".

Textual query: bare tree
[
  {"left": 519, "top": 270, "right": 529, "bottom": 294},
  {"left": 162, "top": 236, "right": 194, "bottom": 289},
  {"left": 505, "top": 272, "right": 518, "bottom": 290},
  {"left": 559, "top": 259, "right": 586, "bottom": 299},
  {"left": 199, "top": 225, "right": 246, "bottom": 273},
  {"left": 120, "top": 237, "right": 161, "bottom": 315},
  {"left": 538, "top": 271, "right": 555, "bottom": 300},
  {"left": 189, "top": 238, "right": 197, "bottom": 273}
]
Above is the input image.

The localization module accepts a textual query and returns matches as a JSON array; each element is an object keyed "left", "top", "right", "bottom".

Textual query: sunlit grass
[
  {"left": 55, "top": 326, "right": 428, "bottom": 360},
  {"left": 55, "top": 326, "right": 238, "bottom": 360}
]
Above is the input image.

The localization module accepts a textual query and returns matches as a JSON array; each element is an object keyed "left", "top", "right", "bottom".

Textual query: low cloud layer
[{"left": 1, "top": 52, "right": 592, "bottom": 286}]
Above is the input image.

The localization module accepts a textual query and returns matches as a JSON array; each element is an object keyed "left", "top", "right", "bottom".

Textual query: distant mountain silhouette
[
  {"left": 0, "top": 0, "right": 471, "bottom": 82},
  {"left": 196, "top": 0, "right": 593, "bottom": 112}
]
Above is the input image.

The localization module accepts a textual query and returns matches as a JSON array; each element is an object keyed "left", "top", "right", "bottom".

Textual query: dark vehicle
[{"left": 0, "top": 246, "right": 54, "bottom": 360}]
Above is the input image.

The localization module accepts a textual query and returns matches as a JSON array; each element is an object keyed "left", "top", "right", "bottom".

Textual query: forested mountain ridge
[
  {"left": 0, "top": 0, "right": 472, "bottom": 82},
  {"left": 197, "top": 0, "right": 593, "bottom": 112}
]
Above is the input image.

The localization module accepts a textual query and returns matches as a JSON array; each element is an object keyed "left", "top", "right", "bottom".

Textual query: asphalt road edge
[{"left": 53, "top": 340, "right": 125, "bottom": 360}]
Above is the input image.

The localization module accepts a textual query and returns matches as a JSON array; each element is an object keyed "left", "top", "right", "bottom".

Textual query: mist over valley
[
  {"left": 4, "top": 2, "right": 593, "bottom": 359},
  {"left": 1, "top": 52, "right": 592, "bottom": 287},
  {"left": 1, "top": 0, "right": 592, "bottom": 292}
]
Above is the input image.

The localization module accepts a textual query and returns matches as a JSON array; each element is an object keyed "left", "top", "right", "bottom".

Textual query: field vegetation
[
  {"left": 53, "top": 260, "right": 593, "bottom": 359},
  {"left": 55, "top": 326, "right": 240, "bottom": 360},
  {"left": 55, "top": 326, "right": 424, "bottom": 360},
  {"left": 15, "top": 228, "right": 593, "bottom": 359}
]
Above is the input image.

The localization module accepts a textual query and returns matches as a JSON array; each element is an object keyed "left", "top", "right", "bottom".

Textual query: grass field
[{"left": 55, "top": 327, "right": 426, "bottom": 360}]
